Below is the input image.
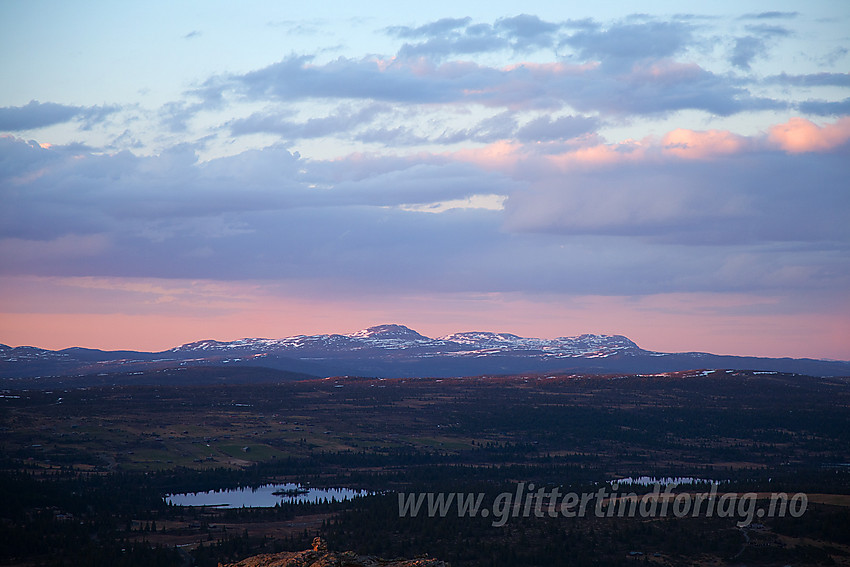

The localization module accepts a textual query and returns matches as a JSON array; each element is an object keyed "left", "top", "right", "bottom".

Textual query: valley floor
[{"left": 2, "top": 370, "right": 849, "bottom": 565}]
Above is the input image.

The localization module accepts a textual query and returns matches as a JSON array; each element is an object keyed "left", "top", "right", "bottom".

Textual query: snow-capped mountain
[
  {"left": 2, "top": 324, "right": 849, "bottom": 384},
  {"left": 437, "top": 331, "right": 638, "bottom": 358},
  {"left": 164, "top": 324, "right": 640, "bottom": 360}
]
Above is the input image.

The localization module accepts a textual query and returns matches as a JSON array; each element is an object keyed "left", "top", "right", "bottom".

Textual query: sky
[{"left": 1, "top": 1, "right": 849, "bottom": 359}]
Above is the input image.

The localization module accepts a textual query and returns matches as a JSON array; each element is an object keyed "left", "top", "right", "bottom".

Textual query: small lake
[
  {"left": 610, "top": 476, "right": 724, "bottom": 487},
  {"left": 165, "top": 483, "right": 371, "bottom": 508}
]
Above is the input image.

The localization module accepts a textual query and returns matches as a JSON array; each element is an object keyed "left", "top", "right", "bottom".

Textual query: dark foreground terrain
[{"left": 2, "top": 368, "right": 850, "bottom": 565}]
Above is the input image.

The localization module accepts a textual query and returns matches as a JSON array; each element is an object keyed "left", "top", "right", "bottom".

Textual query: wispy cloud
[
  {"left": 229, "top": 103, "right": 392, "bottom": 139},
  {"left": 0, "top": 100, "right": 120, "bottom": 131},
  {"left": 117, "top": 14, "right": 844, "bottom": 150},
  {"left": 199, "top": 51, "right": 779, "bottom": 120},
  {"left": 740, "top": 11, "right": 799, "bottom": 20},
  {"left": 561, "top": 20, "right": 694, "bottom": 64}
]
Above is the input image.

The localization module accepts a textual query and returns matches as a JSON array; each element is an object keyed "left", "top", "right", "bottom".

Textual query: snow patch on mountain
[{"left": 346, "top": 324, "right": 426, "bottom": 340}]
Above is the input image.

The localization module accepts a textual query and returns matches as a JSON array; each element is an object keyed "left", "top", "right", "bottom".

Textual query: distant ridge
[{"left": 2, "top": 324, "right": 849, "bottom": 383}]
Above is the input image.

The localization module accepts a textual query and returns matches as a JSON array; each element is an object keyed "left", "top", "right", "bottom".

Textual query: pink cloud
[
  {"left": 447, "top": 137, "right": 649, "bottom": 176},
  {"left": 448, "top": 140, "right": 525, "bottom": 173},
  {"left": 501, "top": 61, "right": 598, "bottom": 76},
  {"left": 768, "top": 116, "right": 850, "bottom": 153},
  {"left": 661, "top": 128, "right": 749, "bottom": 159},
  {"left": 546, "top": 139, "right": 648, "bottom": 167},
  {"left": 448, "top": 117, "right": 850, "bottom": 174}
]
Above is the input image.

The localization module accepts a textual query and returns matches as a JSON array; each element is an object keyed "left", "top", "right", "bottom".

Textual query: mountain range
[{"left": 2, "top": 324, "right": 849, "bottom": 385}]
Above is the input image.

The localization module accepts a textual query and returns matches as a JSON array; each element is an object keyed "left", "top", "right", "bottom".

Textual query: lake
[
  {"left": 610, "top": 476, "right": 724, "bottom": 487},
  {"left": 165, "top": 483, "right": 371, "bottom": 508}
]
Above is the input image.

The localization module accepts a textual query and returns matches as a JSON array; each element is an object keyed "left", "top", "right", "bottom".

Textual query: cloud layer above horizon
[{"left": 1, "top": 3, "right": 849, "bottom": 357}]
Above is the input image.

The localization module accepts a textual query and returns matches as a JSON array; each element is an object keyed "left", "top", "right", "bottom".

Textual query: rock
[{"left": 221, "top": 541, "right": 448, "bottom": 567}]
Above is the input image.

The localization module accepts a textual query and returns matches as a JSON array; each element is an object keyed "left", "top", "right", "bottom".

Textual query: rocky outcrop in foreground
[{"left": 222, "top": 537, "right": 448, "bottom": 567}]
